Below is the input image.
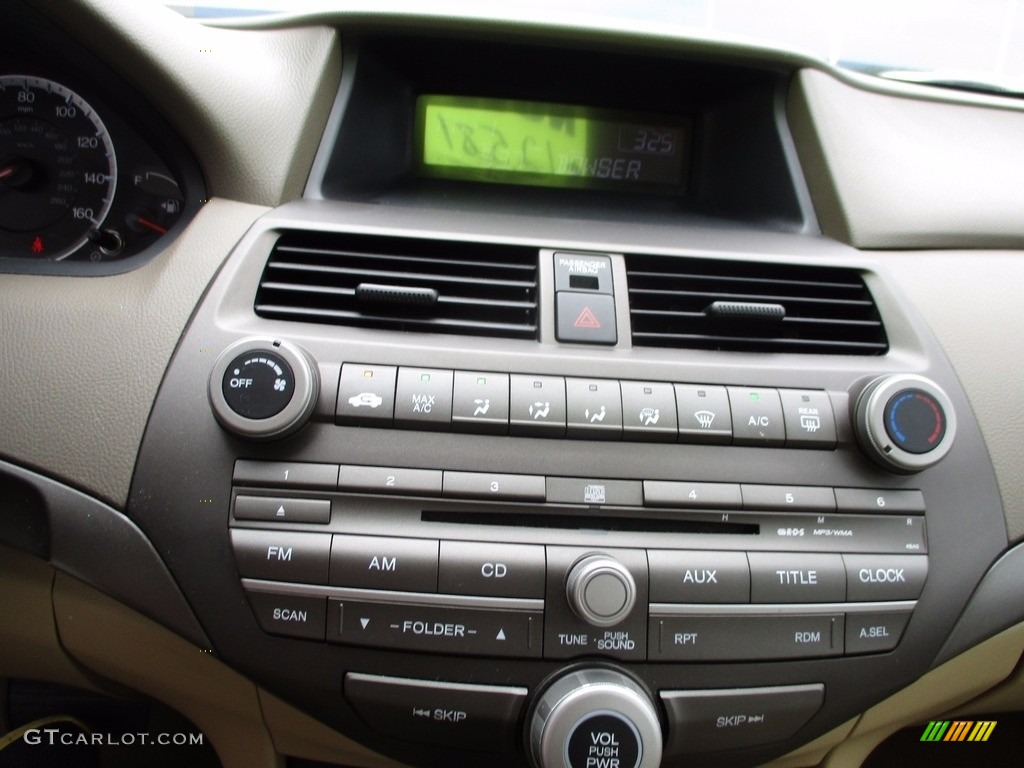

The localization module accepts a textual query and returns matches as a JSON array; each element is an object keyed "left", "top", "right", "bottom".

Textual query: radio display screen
[{"left": 416, "top": 95, "right": 690, "bottom": 193}]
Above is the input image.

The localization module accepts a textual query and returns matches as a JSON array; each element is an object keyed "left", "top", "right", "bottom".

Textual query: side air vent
[
  {"left": 626, "top": 255, "right": 888, "bottom": 355},
  {"left": 255, "top": 232, "right": 539, "bottom": 339}
]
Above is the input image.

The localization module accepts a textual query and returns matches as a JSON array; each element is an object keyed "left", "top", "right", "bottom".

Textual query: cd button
[{"left": 438, "top": 541, "right": 546, "bottom": 598}]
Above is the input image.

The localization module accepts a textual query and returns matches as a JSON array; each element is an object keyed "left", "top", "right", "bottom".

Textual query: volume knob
[
  {"left": 209, "top": 338, "right": 319, "bottom": 440},
  {"left": 855, "top": 374, "right": 956, "bottom": 473}
]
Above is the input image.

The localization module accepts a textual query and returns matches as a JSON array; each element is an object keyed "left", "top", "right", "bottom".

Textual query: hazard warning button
[{"left": 556, "top": 292, "right": 617, "bottom": 345}]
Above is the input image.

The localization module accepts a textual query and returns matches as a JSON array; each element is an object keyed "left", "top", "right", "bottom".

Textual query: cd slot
[{"left": 421, "top": 510, "right": 759, "bottom": 535}]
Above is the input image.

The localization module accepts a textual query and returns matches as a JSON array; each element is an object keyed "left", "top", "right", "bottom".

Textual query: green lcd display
[{"left": 416, "top": 95, "right": 690, "bottom": 192}]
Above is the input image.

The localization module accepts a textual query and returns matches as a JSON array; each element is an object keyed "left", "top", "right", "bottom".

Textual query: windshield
[{"left": 164, "top": 0, "right": 1024, "bottom": 94}]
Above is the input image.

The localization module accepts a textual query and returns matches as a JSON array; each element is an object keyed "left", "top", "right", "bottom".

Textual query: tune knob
[
  {"left": 529, "top": 669, "right": 662, "bottom": 768},
  {"left": 566, "top": 555, "right": 637, "bottom": 627},
  {"left": 855, "top": 374, "right": 956, "bottom": 473},
  {"left": 209, "top": 338, "right": 319, "bottom": 440}
]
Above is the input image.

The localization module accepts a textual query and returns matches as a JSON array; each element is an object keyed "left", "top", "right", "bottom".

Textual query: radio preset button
[
  {"left": 345, "top": 673, "right": 527, "bottom": 753},
  {"left": 741, "top": 485, "right": 836, "bottom": 512},
  {"left": 231, "top": 529, "right": 330, "bottom": 584},
  {"left": 643, "top": 481, "right": 742, "bottom": 509},
  {"left": 338, "top": 465, "right": 443, "bottom": 496},
  {"left": 748, "top": 553, "right": 846, "bottom": 603},
  {"left": 660, "top": 684, "right": 824, "bottom": 755},
  {"left": 728, "top": 387, "right": 785, "bottom": 446},
  {"left": 233, "top": 495, "right": 331, "bottom": 524},
  {"left": 233, "top": 460, "right": 338, "bottom": 490},
  {"left": 649, "top": 614, "right": 844, "bottom": 661},
  {"left": 451, "top": 371, "right": 510, "bottom": 434},
  {"left": 845, "top": 611, "right": 912, "bottom": 654},
  {"left": 328, "top": 599, "right": 542, "bottom": 658},
  {"left": 620, "top": 381, "right": 678, "bottom": 441},
  {"left": 834, "top": 488, "right": 926, "bottom": 514},
  {"left": 675, "top": 385, "right": 732, "bottom": 444},
  {"left": 779, "top": 389, "right": 837, "bottom": 449},
  {"left": 443, "top": 471, "right": 545, "bottom": 501},
  {"left": 843, "top": 555, "right": 928, "bottom": 601},
  {"left": 648, "top": 550, "right": 750, "bottom": 603},
  {"left": 438, "top": 541, "right": 546, "bottom": 598},
  {"left": 330, "top": 535, "right": 438, "bottom": 592}
]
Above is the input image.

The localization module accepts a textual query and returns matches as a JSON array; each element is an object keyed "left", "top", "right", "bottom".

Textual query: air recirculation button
[{"left": 209, "top": 338, "right": 319, "bottom": 440}]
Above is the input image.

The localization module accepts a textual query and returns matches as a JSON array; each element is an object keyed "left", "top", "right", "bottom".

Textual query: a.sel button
[
  {"left": 660, "top": 684, "right": 824, "bottom": 755},
  {"left": 438, "top": 541, "right": 546, "bottom": 598},
  {"left": 845, "top": 611, "right": 912, "bottom": 654},
  {"left": 345, "top": 673, "right": 527, "bottom": 753},
  {"left": 328, "top": 599, "right": 542, "bottom": 658},
  {"left": 748, "top": 553, "right": 846, "bottom": 603},
  {"left": 843, "top": 555, "right": 928, "bottom": 601},
  {"left": 330, "top": 535, "right": 438, "bottom": 592},
  {"left": 244, "top": 589, "right": 326, "bottom": 640},
  {"left": 231, "top": 529, "right": 330, "bottom": 584}
]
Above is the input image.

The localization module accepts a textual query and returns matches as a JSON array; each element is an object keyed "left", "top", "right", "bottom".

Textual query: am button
[{"left": 330, "top": 535, "right": 439, "bottom": 592}]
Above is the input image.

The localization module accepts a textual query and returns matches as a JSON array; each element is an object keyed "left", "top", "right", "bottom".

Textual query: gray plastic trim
[
  {"left": 240, "top": 578, "right": 544, "bottom": 612},
  {"left": 933, "top": 542, "right": 1024, "bottom": 666},
  {"left": 0, "top": 458, "right": 208, "bottom": 647},
  {"left": 650, "top": 601, "right": 916, "bottom": 616}
]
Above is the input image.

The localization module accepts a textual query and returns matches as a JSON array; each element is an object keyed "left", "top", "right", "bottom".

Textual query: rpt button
[{"left": 330, "top": 535, "right": 439, "bottom": 592}]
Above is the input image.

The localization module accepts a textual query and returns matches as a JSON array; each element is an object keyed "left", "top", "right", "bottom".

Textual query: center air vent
[
  {"left": 255, "top": 232, "right": 539, "bottom": 340},
  {"left": 626, "top": 254, "right": 887, "bottom": 355}
]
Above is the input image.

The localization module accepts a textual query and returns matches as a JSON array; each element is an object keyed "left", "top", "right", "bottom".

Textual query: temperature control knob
[
  {"left": 566, "top": 555, "right": 637, "bottom": 627},
  {"left": 855, "top": 374, "right": 956, "bottom": 473},
  {"left": 209, "top": 338, "right": 318, "bottom": 440},
  {"left": 529, "top": 669, "right": 662, "bottom": 768}
]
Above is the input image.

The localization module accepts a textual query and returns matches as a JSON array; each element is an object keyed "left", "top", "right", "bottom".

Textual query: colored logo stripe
[
  {"left": 921, "top": 721, "right": 950, "bottom": 741},
  {"left": 921, "top": 720, "right": 997, "bottom": 742}
]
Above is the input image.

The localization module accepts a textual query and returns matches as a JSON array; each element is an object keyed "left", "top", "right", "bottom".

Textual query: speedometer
[{"left": 0, "top": 75, "right": 117, "bottom": 260}]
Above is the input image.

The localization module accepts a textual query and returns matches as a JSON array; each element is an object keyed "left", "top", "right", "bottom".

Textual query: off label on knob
[
  {"left": 222, "top": 352, "right": 295, "bottom": 420},
  {"left": 566, "top": 714, "right": 642, "bottom": 768}
]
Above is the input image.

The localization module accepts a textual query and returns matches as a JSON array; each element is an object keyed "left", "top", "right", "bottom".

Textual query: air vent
[
  {"left": 256, "top": 232, "right": 539, "bottom": 340},
  {"left": 626, "top": 255, "right": 888, "bottom": 355}
]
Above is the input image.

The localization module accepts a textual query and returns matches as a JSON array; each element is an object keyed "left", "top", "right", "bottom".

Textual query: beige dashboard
[{"left": 2, "top": 1, "right": 1024, "bottom": 767}]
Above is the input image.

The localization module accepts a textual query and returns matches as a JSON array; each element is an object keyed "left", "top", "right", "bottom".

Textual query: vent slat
[
  {"left": 256, "top": 232, "right": 539, "bottom": 340},
  {"left": 626, "top": 254, "right": 888, "bottom": 355}
]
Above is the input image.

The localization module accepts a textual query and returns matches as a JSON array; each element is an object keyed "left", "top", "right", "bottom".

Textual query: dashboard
[{"left": 3, "top": 2, "right": 1024, "bottom": 768}]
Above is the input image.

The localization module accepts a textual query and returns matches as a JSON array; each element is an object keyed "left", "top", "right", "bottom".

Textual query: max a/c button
[{"left": 345, "top": 673, "right": 527, "bottom": 753}]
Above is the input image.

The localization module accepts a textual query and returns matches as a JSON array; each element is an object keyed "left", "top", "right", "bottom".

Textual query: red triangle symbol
[{"left": 573, "top": 306, "right": 602, "bottom": 329}]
